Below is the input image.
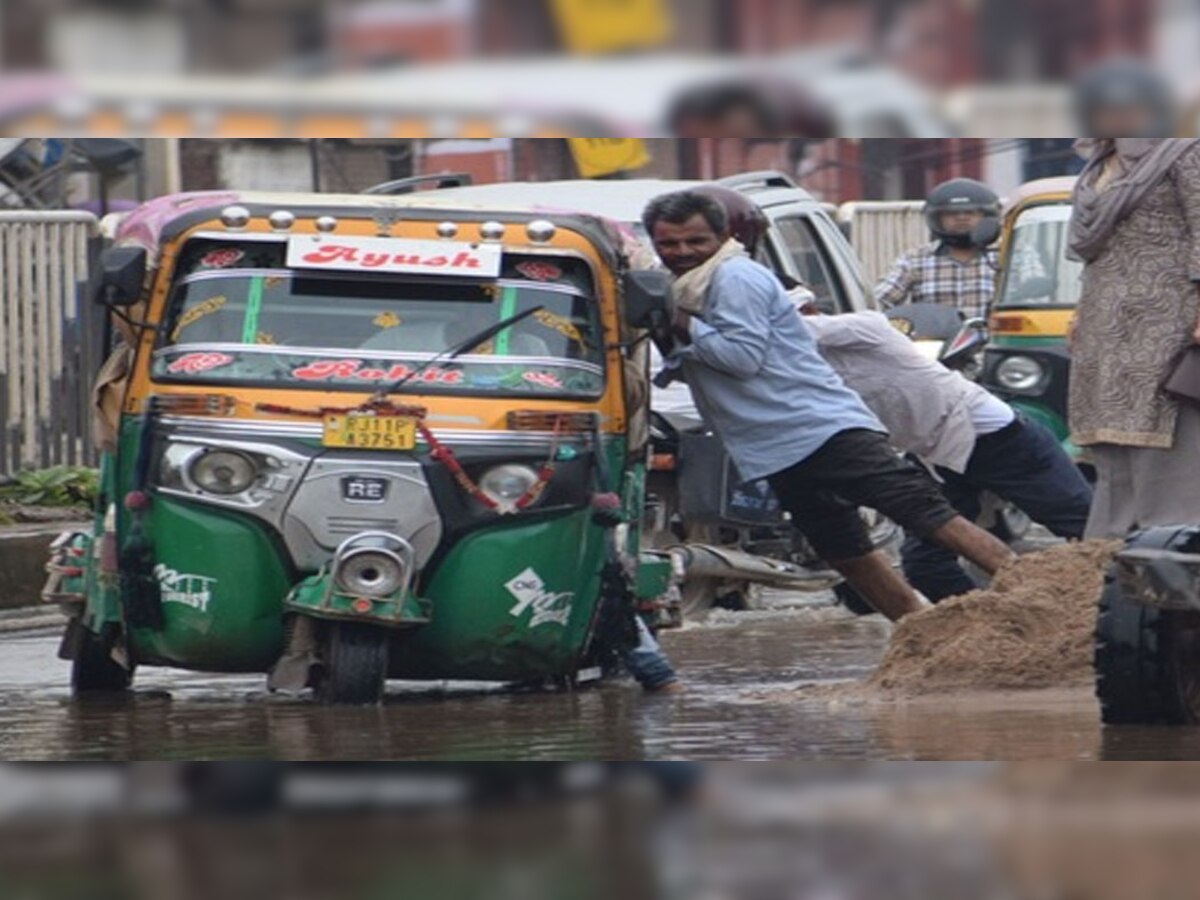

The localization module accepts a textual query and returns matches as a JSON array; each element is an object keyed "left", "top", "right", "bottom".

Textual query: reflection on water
[{"left": 3, "top": 607, "right": 1200, "bottom": 760}]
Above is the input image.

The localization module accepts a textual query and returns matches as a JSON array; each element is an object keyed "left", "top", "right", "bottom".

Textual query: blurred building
[
  {"left": 0, "top": 0, "right": 1172, "bottom": 84},
  {"left": 1, "top": 0, "right": 329, "bottom": 74}
]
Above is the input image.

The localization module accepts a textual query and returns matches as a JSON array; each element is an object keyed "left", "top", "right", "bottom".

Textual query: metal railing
[
  {"left": 0, "top": 210, "right": 101, "bottom": 473},
  {"left": 837, "top": 201, "right": 927, "bottom": 286}
]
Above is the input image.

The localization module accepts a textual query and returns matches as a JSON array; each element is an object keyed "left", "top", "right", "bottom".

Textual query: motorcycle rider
[{"left": 875, "top": 178, "right": 1002, "bottom": 320}]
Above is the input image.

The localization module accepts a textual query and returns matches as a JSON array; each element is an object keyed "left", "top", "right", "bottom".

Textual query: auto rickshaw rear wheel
[
  {"left": 313, "top": 620, "right": 390, "bottom": 705},
  {"left": 69, "top": 621, "right": 134, "bottom": 694}
]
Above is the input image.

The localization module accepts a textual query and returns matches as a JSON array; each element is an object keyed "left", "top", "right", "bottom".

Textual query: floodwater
[{"left": 1, "top": 596, "right": 1198, "bottom": 760}]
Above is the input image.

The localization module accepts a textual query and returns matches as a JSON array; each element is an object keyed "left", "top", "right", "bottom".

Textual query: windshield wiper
[{"left": 369, "top": 304, "right": 546, "bottom": 402}]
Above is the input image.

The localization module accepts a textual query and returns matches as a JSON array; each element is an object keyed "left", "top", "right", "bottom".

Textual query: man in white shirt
[{"left": 802, "top": 308, "right": 1094, "bottom": 601}]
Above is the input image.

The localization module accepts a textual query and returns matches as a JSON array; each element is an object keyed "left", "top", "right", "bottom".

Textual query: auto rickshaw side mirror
[
  {"left": 970, "top": 216, "right": 1002, "bottom": 248},
  {"left": 96, "top": 246, "right": 147, "bottom": 308},
  {"left": 622, "top": 269, "right": 673, "bottom": 330}
]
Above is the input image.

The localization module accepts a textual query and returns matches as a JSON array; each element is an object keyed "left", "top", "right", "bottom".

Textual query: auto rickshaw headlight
[
  {"left": 995, "top": 355, "right": 1046, "bottom": 393},
  {"left": 336, "top": 549, "right": 405, "bottom": 598},
  {"left": 190, "top": 449, "right": 259, "bottom": 495},
  {"left": 479, "top": 464, "right": 541, "bottom": 507}
]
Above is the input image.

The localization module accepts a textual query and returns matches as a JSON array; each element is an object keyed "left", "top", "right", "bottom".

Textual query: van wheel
[
  {"left": 314, "top": 621, "right": 389, "bottom": 705},
  {"left": 69, "top": 622, "right": 133, "bottom": 694}
]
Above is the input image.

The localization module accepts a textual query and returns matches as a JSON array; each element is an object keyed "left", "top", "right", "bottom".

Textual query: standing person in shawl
[{"left": 1068, "top": 137, "right": 1200, "bottom": 538}]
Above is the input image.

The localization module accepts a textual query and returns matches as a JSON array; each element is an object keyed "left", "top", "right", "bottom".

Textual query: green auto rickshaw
[
  {"left": 42, "top": 190, "right": 680, "bottom": 704},
  {"left": 980, "top": 176, "right": 1090, "bottom": 470}
]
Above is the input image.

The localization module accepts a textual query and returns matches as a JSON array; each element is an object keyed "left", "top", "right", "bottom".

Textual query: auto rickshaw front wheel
[
  {"left": 68, "top": 621, "right": 134, "bottom": 694},
  {"left": 313, "top": 620, "right": 390, "bottom": 705}
]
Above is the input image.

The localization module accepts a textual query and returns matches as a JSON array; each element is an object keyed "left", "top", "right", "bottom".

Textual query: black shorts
[{"left": 766, "top": 429, "right": 959, "bottom": 562}]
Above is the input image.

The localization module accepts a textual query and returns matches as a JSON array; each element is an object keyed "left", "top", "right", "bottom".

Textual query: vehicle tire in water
[
  {"left": 70, "top": 623, "right": 133, "bottom": 694},
  {"left": 1094, "top": 527, "right": 1200, "bottom": 726},
  {"left": 1094, "top": 579, "right": 1190, "bottom": 725},
  {"left": 1094, "top": 525, "right": 1200, "bottom": 729},
  {"left": 315, "top": 621, "right": 390, "bottom": 705}
]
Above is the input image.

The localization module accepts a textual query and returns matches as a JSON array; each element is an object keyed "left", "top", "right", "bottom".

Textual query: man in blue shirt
[{"left": 644, "top": 190, "right": 1015, "bottom": 620}]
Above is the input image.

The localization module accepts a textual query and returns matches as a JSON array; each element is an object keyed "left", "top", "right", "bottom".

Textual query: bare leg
[
  {"left": 830, "top": 550, "right": 925, "bottom": 621},
  {"left": 929, "top": 515, "right": 1016, "bottom": 575}
]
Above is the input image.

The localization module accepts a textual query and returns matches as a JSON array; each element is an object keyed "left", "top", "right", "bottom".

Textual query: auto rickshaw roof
[
  {"left": 113, "top": 190, "right": 632, "bottom": 268},
  {"left": 1005, "top": 176, "right": 1077, "bottom": 211}
]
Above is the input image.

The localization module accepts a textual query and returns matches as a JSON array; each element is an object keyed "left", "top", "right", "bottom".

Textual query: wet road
[{"left": 1, "top": 597, "right": 1198, "bottom": 760}]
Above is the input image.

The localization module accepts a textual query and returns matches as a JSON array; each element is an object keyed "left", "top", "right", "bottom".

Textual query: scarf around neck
[
  {"left": 1069, "top": 137, "right": 1200, "bottom": 261},
  {"left": 671, "top": 238, "right": 748, "bottom": 315}
]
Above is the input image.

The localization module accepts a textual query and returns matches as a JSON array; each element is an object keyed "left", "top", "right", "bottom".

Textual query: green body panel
[
  {"left": 82, "top": 451, "right": 123, "bottom": 631},
  {"left": 392, "top": 510, "right": 609, "bottom": 681},
  {"left": 77, "top": 414, "right": 639, "bottom": 680},
  {"left": 127, "top": 496, "right": 293, "bottom": 672},
  {"left": 634, "top": 554, "right": 672, "bottom": 600},
  {"left": 287, "top": 573, "right": 432, "bottom": 625},
  {"left": 988, "top": 334, "right": 1065, "bottom": 350}
]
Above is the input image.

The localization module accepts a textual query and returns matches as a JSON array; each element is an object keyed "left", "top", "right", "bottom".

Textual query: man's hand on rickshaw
[{"left": 671, "top": 308, "right": 693, "bottom": 346}]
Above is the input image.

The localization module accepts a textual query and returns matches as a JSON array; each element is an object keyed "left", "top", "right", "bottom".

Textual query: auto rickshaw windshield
[
  {"left": 997, "top": 203, "right": 1083, "bottom": 308},
  {"left": 151, "top": 238, "right": 606, "bottom": 398}
]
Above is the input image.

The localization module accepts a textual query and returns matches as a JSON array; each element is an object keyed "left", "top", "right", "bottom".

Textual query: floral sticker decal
[
  {"left": 199, "top": 249, "right": 245, "bottom": 269},
  {"left": 166, "top": 352, "right": 235, "bottom": 375},
  {"left": 522, "top": 371, "right": 564, "bottom": 389},
  {"left": 515, "top": 261, "right": 563, "bottom": 282}
]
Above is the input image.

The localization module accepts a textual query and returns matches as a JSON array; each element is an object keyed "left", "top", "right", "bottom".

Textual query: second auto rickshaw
[{"left": 981, "top": 176, "right": 1087, "bottom": 467}]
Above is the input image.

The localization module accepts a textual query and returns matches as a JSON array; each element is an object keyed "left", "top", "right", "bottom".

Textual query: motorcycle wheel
[
  {"left": 314, "top": 621, "right": 390, "bottom": 706},
  {"left": 69, "top": 621, "right": 134, "bottom": 694},
  {"left": 1094, "top": 526, "right": 1200, "bottom": 725}
]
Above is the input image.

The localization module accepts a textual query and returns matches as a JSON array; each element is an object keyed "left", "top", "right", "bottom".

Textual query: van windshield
[
  {"left": 152, "top": 239, "right": 605, "bottom": 398},
  {"left": 996, "top": 203, "right": 1083, "bottom": 308}
]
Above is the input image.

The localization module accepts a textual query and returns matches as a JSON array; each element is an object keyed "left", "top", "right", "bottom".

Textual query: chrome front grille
[
  {"left": 281, "top": 457, "right": 443, "bottom": 572},
  {"left": 325, "top": 516, "right": 404, "bottom": 537}
]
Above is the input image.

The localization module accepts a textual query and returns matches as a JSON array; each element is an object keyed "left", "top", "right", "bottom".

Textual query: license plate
[{"left": 322, "top": 414, "right": 417, "bottom": 450}]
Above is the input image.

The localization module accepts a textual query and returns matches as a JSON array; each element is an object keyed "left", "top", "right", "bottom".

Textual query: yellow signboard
[
  {"left": 567, "top": 138, "right": 652, "bottom": 179},
  {"left": 551, "top": 0, "right": 673, "bottom": 55}
]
